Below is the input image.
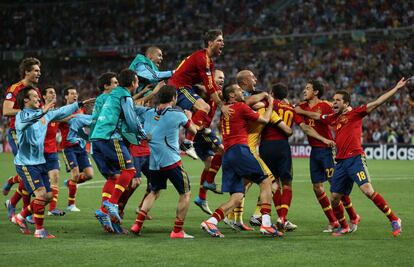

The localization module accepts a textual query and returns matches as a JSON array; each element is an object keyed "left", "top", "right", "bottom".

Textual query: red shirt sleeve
[
  {"left": 196, "top": 52, "right": 218, "bottom": 95},
  {"left": 5, "top": 86, "right": 17, "bottom": 102},
  {"left": 320, "top": 113, "right": 338, "bottom": 126},
  {"left": 293, "top": 112, "right": 304, "bottom": 125},
  {"left": 241, "top": 103, "right": 260, "bottom": 121},
  {"left": 353, "top": 105, "right": 368, "bottom": 118}
]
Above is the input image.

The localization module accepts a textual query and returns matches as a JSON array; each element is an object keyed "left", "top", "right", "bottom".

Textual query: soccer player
[
  {"left": 194, "top": 69, "right": 225, "bottom": 215},
  {"left": 59, "top": 86, "right": 94, "bottom": 212},
  {"left": 130, "top": 85, "right": 197, "bottom": 238},
  {"left": 129, "top": 46, "right": 174, "bottom": 96},
  {"left": 41, "top": 86, "right": 65, "bottom": 216},
  {"left": 200, "top": 84, "right": 283, "bottom": 238},
  {"left": 259, "top": 83, "right": 335, "bottom": 231},
  {"left": 11, "top": 86, "right": 92, "bottom": 238},
  {"left": 91, "top": 69, "right": 147, "bottom": 232},
  {"left": 168, "top": 29, "right": 230, "bottom": 159},
  {"left": 3, "top": 57, "right": 42, "bottom": 221},
  {"left": 316, "top": 78, "right": 408, "bottom": 236},
  {"left": 296, "top": 80, "right": 359, "bottom": 232}
]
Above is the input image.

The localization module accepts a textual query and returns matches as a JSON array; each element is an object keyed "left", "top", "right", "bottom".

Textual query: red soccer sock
[
  {"left": 185, "top": 110, "right": 210, "bottom": 141},
  {"left": 370, "top": 192, "right": 398, "bottom": 222},
  {"left": 31, "top": 198, "right": 47, "bottom": 230},
  {"left": 316, "top": 191, "right": 337, "bottom": 224},
  {"left": 67, "top": 179, "right": 77, "bottom": 206},
  {"left": 118, "top": 183, "right": 137, "bottom": 215},
  {"left": 10, "top": 188, "right": 23, "bottom": 207},
  {"left": 48, "top": 186, "right": 59, "bottom": 211},
  {"left": 19, "top": 204, "right": 32, "bottom": 218},
  {"left": 77, "top": 173, "right": 92, "bottom": 184},
  {"left": 341, "top": 195, "right": 358, "bottom": 221},
  {"left": 212, "top": 208, "right": 225, "bottom": 223},
  {"left": 8, "top": 174, "right": 21, "bottom": 185},
  {"left": 22, "top": 188, "right": 31, "bottom": 209},
  {"left": 332, "top": 202, "right": 349, "bottom": 228},
  {"left": 134, "top": 210, "right": 147, "bottom": 230},
  {"left": 273, "top": 188, "right": 282, "bottom": 217},
  {"left": 260, "top": 202, "right": 272, "bottom": 216},
  {"left": 279, "top": 187, "right": 292, "bottom": 220},
  {"left": 205, "top": 153, "right": 222, "bottom": 183},
  {"left": 101, "top": 176, "right": 116, "bottom": 208},
  {"left": 173, "top": 217, "right": 184, "bottom": 233},
  {"left": 109, "top": 169, "right": 136, "bottom": 204},
  {"left": 198, "top": 170, "right": 208, "bottom": 200}
]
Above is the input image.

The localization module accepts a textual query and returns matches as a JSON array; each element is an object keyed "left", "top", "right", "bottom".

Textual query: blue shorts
[
  {"left": 177, "top": 87, "right": 201, "bottom": 111},
  {"left": 63, "top": 145, "right": 91, "bottom": 172},
  {"left": 133, "top": 155, "right": 150, "bottom": 178},
  {"left": 310, "top": 147, "right": 335, "bottom": 184},
  {"left": 222, "top": 144, "right": 267, "bottom": 193},
  {"left": 194, "top": 131, "right": 222, "bottom": 161},
  {"left": 44, "top": 152, "right": 60, "bottom": 172},
  {"left": 259, "top": 140, "right": 292, "bottom": 182},
  {"left": 330, "top": 155, "right": 371, "bottom": 195},
  {"left": 16, "top": 164, "right": 50, "bottom": 195},
  {"left": 149, "top": 164, "right": 190, "bottom": 194},
  {"left": 92, "top": 139, "right": 134, "bottom": 177},
  {"left": 7, "top": 128, "right": 18, "bottom": 156}
]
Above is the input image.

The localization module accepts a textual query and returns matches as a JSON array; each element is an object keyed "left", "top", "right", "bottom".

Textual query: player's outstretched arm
[
  {"left": 366, "top": 77, "right": 409, "bottom": 113},
  {"left": 257, "top": 95, "right": 274, "bottom": 123},
  {"left": 2, "top": 101, "right": 21, "bottom": 116},
  {"left": 299, "top": 123, "right": 335, "bottom": 147},
  {"left": 294, "top": 106, "right": 321, "bottom": 120},
  {"left": 245, "top": 92, "right": 268, "bottom": 106}
]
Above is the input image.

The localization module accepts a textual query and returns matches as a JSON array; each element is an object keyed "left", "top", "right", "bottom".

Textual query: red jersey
[
  {"left": 299, "top": 100, "right": 333, "bottom": 147},
  {"left": 59, "top": 109, "right": 83, "bottom": 149},
  {"left": 220, "top": 102, "right": 260, "bottom": 151},
  {"left": 320, "top": 105, "right": 367, "bottom": 159},
  {"left": 44, "top": 122, "right": 59, "bottom": 153},
  {"left": 129, "top": 140, "right": 150, "bottom": 157},
  {"left": 4, "top": 81, "right": 41, "bottom": 129},
  {"left": 261, "top": 100, "right": 303, "bottom": 141},
  {"left": 168, "top": 49, "right": 218, "bottom": 95}
]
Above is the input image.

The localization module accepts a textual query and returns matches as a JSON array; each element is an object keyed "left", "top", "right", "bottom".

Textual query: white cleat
[{"left": 66, "top": 204, "right": 80, "bottom": 212}]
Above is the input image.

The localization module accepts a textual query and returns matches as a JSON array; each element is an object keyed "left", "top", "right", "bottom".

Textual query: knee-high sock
[
  {"left": 315, "top": 191, "right": 337, "bottom": 224},
  {"left": 48, "top": 186, "right": 59, "bottom": 211},
  {"left": 185, "top": 110, "right": 210, "bottom": 141},
  {"left": 332, "top": 202, "right": 349, "bottom": 228},
  {"left": 67, "top": 179, "right": 77, "bottom": 206},
  {"left": 31, "top": 198, "right": 47, "bottom": 230},
  {"left": 198, "top": 170, "right": 208, "bottom": 200},
  {"left": 109, "top": 169, "right": 136, "bottom": 204},
  {"left": 279, "top": 187, "right": 292, "bottom": 220},
  {"left": 370, "top": 192, "right": 398, "bottom": 222},
  {"left": 205, "top": 154, "right": 222, "bottom": 184}
]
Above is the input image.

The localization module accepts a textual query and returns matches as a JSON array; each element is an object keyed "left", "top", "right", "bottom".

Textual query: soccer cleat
[
  {"left": 249, "top": 216, "right": 262, "bottom": 227},
  {"left": 331, "top": 226, "right": 350, "bottom": 236},
  {"left": 34, "top": 229, "right": 55, "bottom": 239},
  {"left": 103, "top": 200, "right": 122, "bottom": 223},
  {"left": 349, "top": 214, "right": 361, "bottom": 233},
  {"left": 66, "top": 204, "right": 80, "bottom": 212},
  {"left": 202, "top": 181, "right": 223, "bottom": 194},
  {"left": 112, "top": 222, "right": 129, "bottom": 235},
  {"left": 95, "top": 209, "right": 114, "bottom": 233},
  {"left": 26, "top": 215, "right": 35, "bottom": 224},
  {"left": 180, "top": 140, "right": 199, "bottom": 160},
  {"left": 323, "top": 221, "right": 340, "bottom": 233},
  {"left": 48, "top": 208, "right": 66, "bottom": 216},
  {"left": 194, "top": 196, "right": 212, "bottom": 215},
  {"left": 391, "top": 218, "right": 402, "bottom": 237},
  {"left": 130, "top": 223, "right": 142, "bottom": 235},
  {"left": 2, "top": 176, "right": 14, "bottom": 195},
  {"left": 284, "top": 220, "right": 298, "bottom": 231},
  {"left": 200, "top": 221, "right": 224, "bottom": 238},
  {"left": 11, "top": 215, "right": 30, "bottom": 235},
  {"left": 260, "top": 224, "right": 284, "bottom": 237},
  {"left": 170, "top": 230, "right": 194, "bottom": 239},
  {"left": 276, "top": 217, "right": 286, "bottom": 232},
  {"left": 232, "top": 222, "right": 254, "bottom": 231},
  {"left": 5, "top": 199, "right": 15, "bottom": 221}
]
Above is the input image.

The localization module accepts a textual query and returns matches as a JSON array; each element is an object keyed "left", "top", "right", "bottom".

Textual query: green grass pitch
[{"left": 0, "top": 153, "right": 413, "bottom": 266}]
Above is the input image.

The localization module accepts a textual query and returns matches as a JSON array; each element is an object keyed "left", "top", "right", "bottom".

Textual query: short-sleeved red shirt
[
  {"left": 320, "top": 105, "right": 368, "bottom": 159},
  {"left": 220, "top": 102, "right": 260, "bottom": 151},
  {"left": 261, "top": 99, "right": 303, "bottom": 141},
  {"left": 299, "top": 100, "right": 333, "bottom": 147}
]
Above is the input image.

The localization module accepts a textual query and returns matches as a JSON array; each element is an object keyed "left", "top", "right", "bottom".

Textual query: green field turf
[{"left": 0, "top": 153, "right": 413, "bottom": 266}]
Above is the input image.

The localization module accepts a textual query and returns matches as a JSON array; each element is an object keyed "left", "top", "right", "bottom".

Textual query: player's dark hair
[
  {"left": 204, "top": 29, "right": 223, "bottom": 47},
  {"left": 307, "top": 79, "right": 324, "bottom": 98},
  {"left": 41, "top": 85, "right": 55, "bottom": 97},
  {"left": 63, "top": 85, "right": 76, "bottom": 96},
  {"left": 335, "top": 90, "right": 351, "bottom": 105},
  {"left": 118, "top": 69, "right": 137, "bottom": 88},
  {"left": 223, "top": 84, "right": 238, "bottom": 102},
  {"left": 270, "top": 83, "right": 288, "bottom": 100},
  {"left": 157, "top": 85, "right": 177, "bottom": 104},
  {"left": 97, "top": 72, "right": 117, "bottom": 92},
  {"left": 16, "top": 86, "right": 35, "bottom": 109},
  {"left": 19, "top": 57, "right": 41, "bottom": 79}
]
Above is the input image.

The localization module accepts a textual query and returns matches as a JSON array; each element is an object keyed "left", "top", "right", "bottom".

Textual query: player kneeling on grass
[
  {"left": 201, "top": 84, "right": 283, "bottom": 238},
  {"left": 130, "top": 85, "right": 197, "bottom": 238},
  {"left": 11, "top": 86, "right": 93, "bottom": 238}
]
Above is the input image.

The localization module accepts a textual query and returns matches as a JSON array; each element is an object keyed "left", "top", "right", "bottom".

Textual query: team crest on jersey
[
  {"left": 339, "top": 116, "right": 348, "bottom": 124},
  {"left": 41, "top": 117, "right": 46, "bottom": 125},
  {"left": 154, "top": 115, "right": 160, "bottom": 121},
  {"left": 6, "top": 93, "right": 13, "bottom": 100}
]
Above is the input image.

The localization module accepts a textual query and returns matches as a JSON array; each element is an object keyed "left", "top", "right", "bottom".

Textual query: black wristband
[{"left": 78, "top": 101, "right": 84, "bottom": 108}]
